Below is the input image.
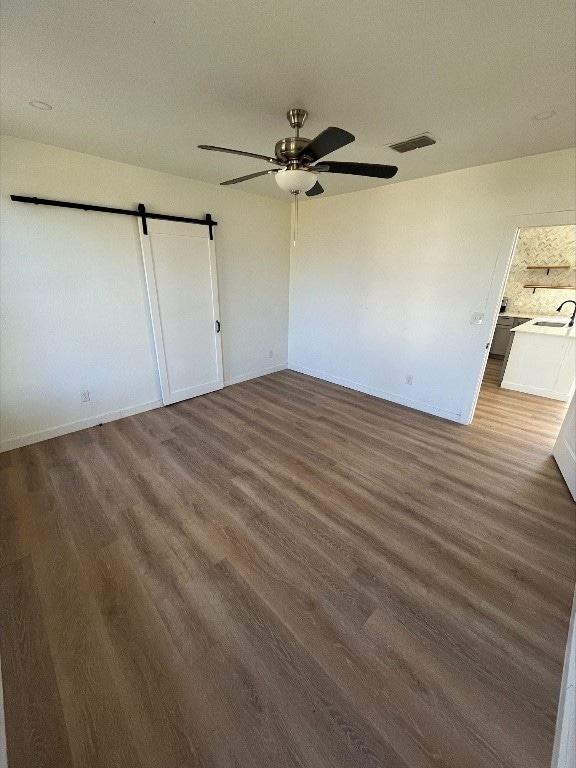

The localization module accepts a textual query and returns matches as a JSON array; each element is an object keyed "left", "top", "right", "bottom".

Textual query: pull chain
[{"left": 293, "top": 192, "right": 299, "bottom": 246}]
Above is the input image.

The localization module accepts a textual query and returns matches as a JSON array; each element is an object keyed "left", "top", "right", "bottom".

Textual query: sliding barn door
[{"left": 139, "top": 219, "right": 223, "bottom": 405}]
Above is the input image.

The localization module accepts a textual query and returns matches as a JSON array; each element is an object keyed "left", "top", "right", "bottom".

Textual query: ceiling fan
[{"left": 198, "top": 109, "right": 398, "bottom": 197}]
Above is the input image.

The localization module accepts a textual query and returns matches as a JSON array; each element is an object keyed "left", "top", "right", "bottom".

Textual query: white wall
[
  {"left": 2, "top": 139, "right": 574, "bottom": 450},
  {"left": 0, "top": 135, "right": 290, "bottom": 450},
  {"left": 552, "top": 587, "right": 576, "bottom": 768},
  {"left": 289, "top": 149, "right": 576, "bottom": 422}
]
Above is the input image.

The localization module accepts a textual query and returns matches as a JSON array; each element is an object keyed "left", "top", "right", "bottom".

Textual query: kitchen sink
[{"left": 533, "top": 321, "right": 568, "bottom": 327}]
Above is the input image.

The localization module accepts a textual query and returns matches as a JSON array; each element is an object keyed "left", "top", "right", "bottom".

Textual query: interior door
[
  {"left": 139, "top": 218, "right": 223, "bottom": 405},
  {"left": 553, "top": 396, "right": 576, "bottom": 501}
]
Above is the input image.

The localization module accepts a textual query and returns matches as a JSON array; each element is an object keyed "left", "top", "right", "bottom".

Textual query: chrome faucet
[{"left": 557, "top": 300, "right": 576, "bottom": 327}]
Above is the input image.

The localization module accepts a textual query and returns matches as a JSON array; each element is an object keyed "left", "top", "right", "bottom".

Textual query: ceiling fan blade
[
  {"left": 322, "top": 161, "right": 398, "bottom": 179},
  {"left": 220, "top": 170, "right": 275, "bottom": 186},
  {"left": 298, "top": 127, "right": 355, "bottom": 162},
  {"left": 305, "top": 181, "right": 324, "bottom": 197},
  {"left": 199, "top": 145, "right": 281, "bottom": 165}
]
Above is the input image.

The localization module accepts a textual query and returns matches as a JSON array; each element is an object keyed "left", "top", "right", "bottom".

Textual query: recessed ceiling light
[
  {"left": 29, "top": 101, "right": 52, "bottom": 110},
  {"left": 532, "top": 110, "right": 556, "bottom": 120}
]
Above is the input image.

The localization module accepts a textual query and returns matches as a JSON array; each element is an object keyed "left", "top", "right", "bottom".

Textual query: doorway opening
[
  {"left": 464, "top": 212, "right": 576, "bottom": 426},
  {"left": 470, "top": 220, "right": 575, "bottom": 496},
  {"left": 485, "top": 224, "right": 576, "bottom": 393}
]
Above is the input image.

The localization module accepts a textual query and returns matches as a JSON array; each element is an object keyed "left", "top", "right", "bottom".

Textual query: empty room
[{"left": 0, "top": 1, "right": 575, "bottom": 767}]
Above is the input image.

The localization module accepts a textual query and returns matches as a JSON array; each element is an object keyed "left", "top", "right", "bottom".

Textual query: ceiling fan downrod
[{"left": 286, "top": 108, "right": 308, "bottom": 138}]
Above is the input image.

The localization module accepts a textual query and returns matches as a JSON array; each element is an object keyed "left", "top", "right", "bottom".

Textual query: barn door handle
[{"left": 215, "top": 320, "right": 221, "bottom": 333}]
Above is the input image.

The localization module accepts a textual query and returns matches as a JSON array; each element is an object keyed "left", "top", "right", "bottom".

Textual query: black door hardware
[{"left": 10, "top": 195, "right": 217, "bottom": 238}]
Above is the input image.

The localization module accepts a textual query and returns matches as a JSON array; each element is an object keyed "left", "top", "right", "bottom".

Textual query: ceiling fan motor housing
[{"left": 275, "top": 136, "right": 312, "bottom": 165}]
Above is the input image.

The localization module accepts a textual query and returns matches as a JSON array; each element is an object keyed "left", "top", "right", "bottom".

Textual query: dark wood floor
[{"left": 1, "top": 359, "right": 575, "bottom": 768}]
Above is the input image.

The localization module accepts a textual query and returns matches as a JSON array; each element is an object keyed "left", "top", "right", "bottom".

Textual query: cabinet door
[{"left": 490, "top": 325, "right": 510, "bottom": 356}]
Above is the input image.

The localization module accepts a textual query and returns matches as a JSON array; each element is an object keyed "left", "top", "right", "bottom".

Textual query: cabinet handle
[{"left": 215, "top": 320, "right": 221, "bottom": 333}]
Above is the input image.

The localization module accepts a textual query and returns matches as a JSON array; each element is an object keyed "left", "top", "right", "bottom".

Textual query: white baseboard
[
  {"left": 1, "top": 362, "right": 459, "bottom": 452},
  {"left": 287, "top": 364, "right": 461, "bottom": 422},
  {"left": 0, "top": 365, "right": 288, "bottom": 452},
  {"left": 501, "top": 380, "right": 570, "bottom": 401},
  {"left": 224, "top": 363, "right": 287, "bottom": 387},
  {"left": 0, "top": 399, "right": 163, "bottom": 453}
]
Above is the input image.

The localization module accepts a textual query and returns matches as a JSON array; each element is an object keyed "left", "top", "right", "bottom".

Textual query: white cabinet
[
  {"left": 502, "top": 324, "right": 576, "bottom": 401},
  {"left": 499, "top": 317, "right": 532, "bottom": 379}
]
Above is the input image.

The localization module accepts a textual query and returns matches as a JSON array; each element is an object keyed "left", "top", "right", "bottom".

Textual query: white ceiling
[{"left": 1, "top": 0, "right": 574, "bottom": 200}]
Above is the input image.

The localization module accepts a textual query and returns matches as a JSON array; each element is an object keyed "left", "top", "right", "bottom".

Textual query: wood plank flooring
[{"left": 1, "top": 358, "right": 575, "bottom": 768}]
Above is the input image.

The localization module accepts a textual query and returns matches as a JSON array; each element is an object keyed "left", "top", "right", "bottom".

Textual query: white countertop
[{"left": 512, "top": 317, "right": 576, "bottom": 338}]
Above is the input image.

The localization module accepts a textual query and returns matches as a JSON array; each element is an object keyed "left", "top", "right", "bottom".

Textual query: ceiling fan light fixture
[{"left": 275, "top": 168, "right": 317, "bottom": 194}]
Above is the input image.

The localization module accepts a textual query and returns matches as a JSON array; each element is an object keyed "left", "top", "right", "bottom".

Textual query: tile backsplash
[{"left": 505, "top": 225, "right": 576, "bottom": 315}]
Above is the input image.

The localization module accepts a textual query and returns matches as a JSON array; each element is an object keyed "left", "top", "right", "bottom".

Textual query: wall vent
[{"left": 389, "top": 134, "right": 436, "bottom": 153}]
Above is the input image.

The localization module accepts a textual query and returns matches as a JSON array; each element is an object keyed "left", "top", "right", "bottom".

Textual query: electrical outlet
[
  {"left": 80, "top": 390, "right": 90, "bottom": 403},
  {"left": 268, "top": 349, "right": 274, "bottom": 359},
  {"left": 406, "top": 374, "right": 413, "bottom": 385},
  {"left": 470, "top": 312, "right": 484, "bottom": 324}
]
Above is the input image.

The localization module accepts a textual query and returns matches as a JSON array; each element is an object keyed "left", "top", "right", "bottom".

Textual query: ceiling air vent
[{"left": 389, "top": 134, "right": 436, "bottom": 153}]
